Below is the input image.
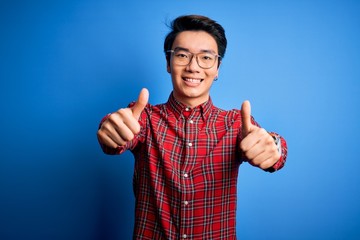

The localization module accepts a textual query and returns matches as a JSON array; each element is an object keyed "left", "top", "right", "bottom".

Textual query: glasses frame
[{"left": 166, "top": 49, "right": 221, "bottom": 69}]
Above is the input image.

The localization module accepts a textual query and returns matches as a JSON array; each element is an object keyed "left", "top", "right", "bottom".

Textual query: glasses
[{"left": 167, "top": 49, "right": 221, "bottom": 69}]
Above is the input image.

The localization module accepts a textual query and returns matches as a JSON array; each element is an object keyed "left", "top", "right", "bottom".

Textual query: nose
[{"left": 186, "top": 55, "right": 201, "bottom": 72}]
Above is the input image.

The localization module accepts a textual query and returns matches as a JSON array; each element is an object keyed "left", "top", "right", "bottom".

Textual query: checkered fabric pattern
[{"left": 99, "top": 93, "right": 287, "bottom": 239}]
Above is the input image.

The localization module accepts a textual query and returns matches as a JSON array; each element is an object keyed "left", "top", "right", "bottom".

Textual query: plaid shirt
[{"left": 99, "top": 93, "right": 287, "bottom": 239}]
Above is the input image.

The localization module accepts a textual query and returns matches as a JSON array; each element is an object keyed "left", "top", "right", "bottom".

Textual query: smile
[{"left": 183, "top": 77, "right": 203, "bottom": 83}]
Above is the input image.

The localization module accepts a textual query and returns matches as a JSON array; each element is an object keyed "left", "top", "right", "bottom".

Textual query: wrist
[{"left": 268, "top": 132, "right": 281, "bottom": 155}]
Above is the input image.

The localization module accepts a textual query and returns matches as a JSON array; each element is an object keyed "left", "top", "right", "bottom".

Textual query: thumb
[
  {"left": 132, "top": 88, "right": 149, "bottom": 119},
  {"left": 241, "top": 100, "right": 253, "bottom": 136}
]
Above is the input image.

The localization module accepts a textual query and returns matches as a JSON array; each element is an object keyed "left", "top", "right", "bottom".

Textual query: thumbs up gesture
[
  {"left": 97, "top": 88, "right": 149, "bottom": 148},
  {"left": 240, "top": 100, "right": 281, "bottom": 170}
]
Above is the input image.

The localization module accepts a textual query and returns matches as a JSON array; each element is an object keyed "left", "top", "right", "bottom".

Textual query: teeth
[{"left": 185, "top": 78, "right": 202, "bottom": 83}]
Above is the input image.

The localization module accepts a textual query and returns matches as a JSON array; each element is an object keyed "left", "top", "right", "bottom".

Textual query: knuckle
[
  {"left": 259, "top": 128, "right": 268, "bottom": 136},
  {"left": 97, "top": 131, "right": 105, "bottom": 141},
  {"left": 117, "top": 139, "right": 127, "bottom": 147},
  {"left": 270, "top": 149, "right": 277, "bottom": 156},
  {"left": 117, "top": 108, "right": 129, "bottom": 117},
  {"left": 250, "top": 159, "right": 260, "bottom": 167},
  {"left": 266, "top": 138, "right": 275, "bottom": 147},
  {"left": 106, "top": 116, "right": 117, "bottom": 126},
  {"left": 133, "top": 122, "right": 141, "bottom": 134},
  {"left": 239, "top": 140, "right": 248, "bottom": 151},
  {"left": 124, "top": 132, "right": 135, "bottom": 141},
  {"left": 110, "top": 142, "right": 119, "bottom": 148},
  {"left": 133, "top": 128, "right": 140, "bottom": 135},
  {"left": 109, "top": 112, "right": 119, "bottom": 121},
  {"left": 265, "top": 135, "right": 275, "bottom": 145},
  {"left": 99, "top": 124, "right": 110, "bottom": 135},
  {"left": 260, "top": 162, "right": 271, "bottom": 169},
  {"left": 244, "top": 150, "right": 253, "bottom": 160}
]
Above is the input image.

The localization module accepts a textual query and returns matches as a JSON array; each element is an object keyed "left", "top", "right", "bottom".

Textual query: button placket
[
  {"left": 181, "top": 171, "right": 190, "bottom": 240},
  {"left": 181, "top": 106, "right": 196, "bottom": 239}
]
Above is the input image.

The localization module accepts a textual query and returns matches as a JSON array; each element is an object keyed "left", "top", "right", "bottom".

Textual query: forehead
[{"left": 172, "top": 30, "right": 218, "bottom": 53}]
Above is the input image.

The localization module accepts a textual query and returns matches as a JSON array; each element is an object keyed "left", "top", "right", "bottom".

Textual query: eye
[
  {"left": 174, "top": 50, "right": 190, "bottom": 59},
  {"left": 200, "top": 54, "right": 214, "bottom": 61},
  {"left": 176, "top": 53, "right": 188, "bottom": 58}
]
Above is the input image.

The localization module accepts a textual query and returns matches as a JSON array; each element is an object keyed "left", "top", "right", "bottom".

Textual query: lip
[{"left": 182, "top": 77, "right": 204, "bottom": 84}]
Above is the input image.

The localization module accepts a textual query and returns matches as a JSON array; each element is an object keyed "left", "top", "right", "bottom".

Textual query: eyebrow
[{"left": 174, "top": 47, "right": 217, "bottom": 55}]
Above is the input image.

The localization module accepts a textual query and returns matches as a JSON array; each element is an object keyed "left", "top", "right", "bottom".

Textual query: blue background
[{"left": 1, "top": 0, "right": 359, "bottom": 239}]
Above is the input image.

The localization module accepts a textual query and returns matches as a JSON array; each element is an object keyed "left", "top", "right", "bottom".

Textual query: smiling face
[{"left": 167, "top": 31, "right": 220, "bottom": 107}]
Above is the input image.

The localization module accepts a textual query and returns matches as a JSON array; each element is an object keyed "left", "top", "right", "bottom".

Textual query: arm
[
  {"left": 240, "top": 100, "right": 288, "bottom": 172},
  {"left": 97, "top": 88, "right": 149, "bottom": 155}
]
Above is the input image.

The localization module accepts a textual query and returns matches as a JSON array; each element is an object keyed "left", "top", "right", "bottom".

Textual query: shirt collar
[{"left": 166, "top": 92, "right": 213, "bottom": 121}]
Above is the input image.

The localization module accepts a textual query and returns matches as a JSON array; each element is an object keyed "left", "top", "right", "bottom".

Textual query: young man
[{"left": 97, "top": 15, "right": 288, "bottom": 239}]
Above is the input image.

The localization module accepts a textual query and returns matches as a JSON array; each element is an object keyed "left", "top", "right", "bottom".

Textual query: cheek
[
  {"left": 206, "top": 68, "right": 219, "bottom": 78},
  {"left": 170, "top": 66, "right": 182, "bottom": 78}
]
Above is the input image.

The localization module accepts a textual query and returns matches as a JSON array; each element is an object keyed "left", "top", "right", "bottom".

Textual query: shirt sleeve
[{"left": 264, "top": 132, "right": 288, "bottom": 173}]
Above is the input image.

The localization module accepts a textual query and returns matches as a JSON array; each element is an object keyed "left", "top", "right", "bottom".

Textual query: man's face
[{"left": 167, "top": 30, "right": 220, "bottom": 107}]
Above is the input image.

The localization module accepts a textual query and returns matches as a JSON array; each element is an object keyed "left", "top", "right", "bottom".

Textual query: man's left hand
[{"left": 240, "top": 100, "right": 280, "bottom": 170}]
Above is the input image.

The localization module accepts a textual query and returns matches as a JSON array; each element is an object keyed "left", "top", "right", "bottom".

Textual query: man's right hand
[{"left": 97, "top": 88, "right": 149, "bottom": 148}]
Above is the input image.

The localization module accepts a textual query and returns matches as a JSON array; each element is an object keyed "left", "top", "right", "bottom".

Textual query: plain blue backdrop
[{"left": 1, "top": 0, "right": 359, "bottom": 239}]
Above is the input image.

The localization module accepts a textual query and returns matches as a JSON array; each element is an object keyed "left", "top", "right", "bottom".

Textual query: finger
[
  {"left": 132, "top": 88, "right": 149, "bottom": 120},
  {"left": 99, "top": 133, "right": 121, "bottom": 148},
  {"left": 252, "top": 155, "right": 279, "bottom": 170},
  {"left": 242, "top": 139, "right": 265, "bottom": 160},
  {"left": 97, "top": 127, "right": 123, "bottom": 148},
  {"left": 241, "top": 100, "right": 253, "bottom": 136},
  {"left": 114, "top": 120, "right": 136, "bottom": 142},
  {"left": 244, "top": 133, "right": 280, "bottom": 167},
  {"left": 116, "top": 109, "right": 141, "bottom": 134},
  {"left": 248, "top": 148, "right": 272, "bottom": 166},
  {"left": 240, "top": 126, "right": 274, "bottom": 151},
  {"left": 98, "top": 120, "right": 128, "bottom": 146}
]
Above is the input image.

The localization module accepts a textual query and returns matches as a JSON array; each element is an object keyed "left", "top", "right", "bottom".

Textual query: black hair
[{"left": 164, "top": 15, "right": 227, "bottom": 62}]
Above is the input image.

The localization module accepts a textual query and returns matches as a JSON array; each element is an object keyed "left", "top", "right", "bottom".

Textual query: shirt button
[
  {"left": 184, "top": 200, "right": 189, "bottom": 206},
  {"left": 185, "top": 107, "right": 190, "bottom": 111},
  {"left": 182, "top": 234, "right": 187, "bottom": 239},
  {"left": 189, "top": 120, "right": 194, "bottom": 124},
  {"left": 188, "top": 142, "right": 192, "bottom": 147},
  {"left": 183, "top": 173, "right": 189, "bottom": 178}
]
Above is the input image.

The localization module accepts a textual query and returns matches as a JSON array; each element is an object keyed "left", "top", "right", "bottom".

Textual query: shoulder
[
  {"left": 211, "top": 105, "right": 241, "bottom": 119},
  {"left": 137, "top": 102, "right": 169, "bottom": 120},
  {"left": 144, "top": 102, "right": 167, "bottom": 113}
]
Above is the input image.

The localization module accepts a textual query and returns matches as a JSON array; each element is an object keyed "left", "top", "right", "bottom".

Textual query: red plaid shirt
[{"left": 99, "top": 93, "right": 287, "bottom": 239}]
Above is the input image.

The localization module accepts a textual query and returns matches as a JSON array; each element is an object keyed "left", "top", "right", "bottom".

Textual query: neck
[{"left": 172, "top": 92, "right": 209, "bottom": 108}]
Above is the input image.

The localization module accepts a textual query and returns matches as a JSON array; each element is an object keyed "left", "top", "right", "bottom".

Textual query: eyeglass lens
[{"left": 171, "top": 50, "right": 218, "bottom": 69}]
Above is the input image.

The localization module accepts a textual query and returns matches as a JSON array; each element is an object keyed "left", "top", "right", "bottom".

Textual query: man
[{"left": 97, "top": 15, "right": 288, "bottom": 239}]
